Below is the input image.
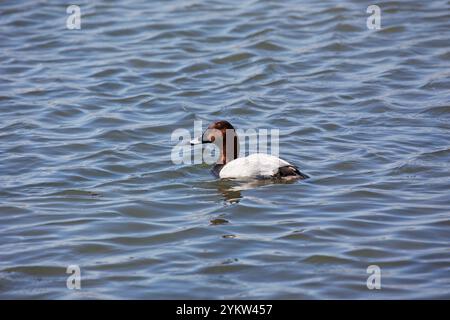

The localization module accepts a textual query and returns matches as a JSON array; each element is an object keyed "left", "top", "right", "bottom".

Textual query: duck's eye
[{"left": 205, "top": 128, "right": 221, "bottom": 143}]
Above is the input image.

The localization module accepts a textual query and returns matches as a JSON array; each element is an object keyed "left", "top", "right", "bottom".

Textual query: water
[{"left": 1, "top": 0, "right": 449, "bottom": 299}]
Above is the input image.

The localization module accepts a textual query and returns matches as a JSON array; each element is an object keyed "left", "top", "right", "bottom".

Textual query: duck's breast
[{"left": 219, "top": 154, "right": 291, "bottom": 178}]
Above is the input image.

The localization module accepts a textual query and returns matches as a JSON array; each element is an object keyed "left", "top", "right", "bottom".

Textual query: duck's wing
[{"left": 219, "top": 154, "right": 293, "bottom": 179}]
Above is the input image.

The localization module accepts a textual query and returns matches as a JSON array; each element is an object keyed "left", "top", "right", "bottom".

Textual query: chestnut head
[{"left": 190, "top": 120, "right": 239, "bottom": 164}]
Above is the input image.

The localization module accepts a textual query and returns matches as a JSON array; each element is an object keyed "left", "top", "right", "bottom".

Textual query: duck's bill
[{"left": 190, "top": 136, "right": 202, "bottom": 145}]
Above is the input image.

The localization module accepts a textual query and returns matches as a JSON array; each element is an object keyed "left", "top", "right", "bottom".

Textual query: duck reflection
[
  {"left": 215, "top": 178, "right": 298, "bottom": 203},
  {"left": 215, "top": 179, "right": 242, "bottom": 203}
]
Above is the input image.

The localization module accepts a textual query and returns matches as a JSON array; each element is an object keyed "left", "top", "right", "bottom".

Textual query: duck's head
[{"left": 190, "top": 120, "right": 239, "bottom": 164}]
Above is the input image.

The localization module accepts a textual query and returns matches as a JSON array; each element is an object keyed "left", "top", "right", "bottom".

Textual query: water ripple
[{"left": 0, "top": 0, "right": 449, "bottom": 299}]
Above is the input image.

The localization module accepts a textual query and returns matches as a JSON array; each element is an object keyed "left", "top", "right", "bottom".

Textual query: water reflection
[
  {"left": 215, "top": 177, "right": 299, "bottom": 203},
  {"left": 215, "top": 179, "right": 242, "bottom": 203}
]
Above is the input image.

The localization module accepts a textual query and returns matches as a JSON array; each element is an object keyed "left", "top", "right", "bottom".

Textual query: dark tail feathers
[{"left": 277, "top": 165, "right": 309, "bottom": 179}]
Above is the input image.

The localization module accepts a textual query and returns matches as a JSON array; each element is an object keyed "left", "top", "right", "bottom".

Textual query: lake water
[{"left": 0, "top": 0, "right": 449, "bottom": 299}]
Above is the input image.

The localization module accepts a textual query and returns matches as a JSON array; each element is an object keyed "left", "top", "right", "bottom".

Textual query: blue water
[{"left": 0, "top": 0, "right": 449, "bottom": 299}]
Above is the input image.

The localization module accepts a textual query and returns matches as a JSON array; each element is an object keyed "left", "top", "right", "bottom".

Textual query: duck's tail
[{"left": 277, "top": 165, "right": 309, "bottom": 180}]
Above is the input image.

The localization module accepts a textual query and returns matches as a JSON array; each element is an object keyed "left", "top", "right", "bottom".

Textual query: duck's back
[{"left": 219, "top": 154, "right": 292, "bottom": 179}]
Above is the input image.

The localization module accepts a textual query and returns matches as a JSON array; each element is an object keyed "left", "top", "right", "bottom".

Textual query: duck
[{"left": 190, "top": 120, "right": 309, "bottom": 180}]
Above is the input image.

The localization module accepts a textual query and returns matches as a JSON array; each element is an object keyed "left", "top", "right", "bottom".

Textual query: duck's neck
[{"left": 217, "top": 133, "right": 238, "bottom": 165}]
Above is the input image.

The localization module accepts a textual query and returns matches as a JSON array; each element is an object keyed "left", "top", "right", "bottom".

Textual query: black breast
[{"left": 211, "top": 164, "right": 225, "bottom": 178}]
